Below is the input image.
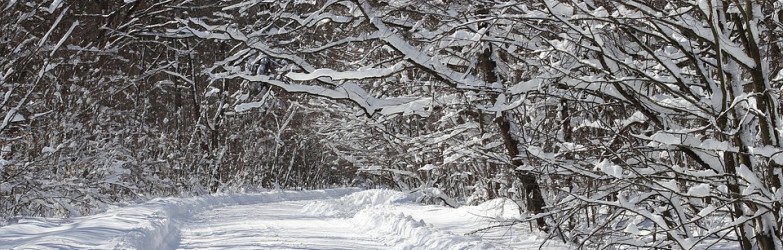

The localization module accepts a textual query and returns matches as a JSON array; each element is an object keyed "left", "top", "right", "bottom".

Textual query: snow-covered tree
[
  {"left": 3, "top": 0, "right": 782, "bottom": 248},
  {"left": 173, "top": 0, "right": 783, "bottom": 247},
  {"left": 516, "top": 0, "right": 783, "bottom": 248}
]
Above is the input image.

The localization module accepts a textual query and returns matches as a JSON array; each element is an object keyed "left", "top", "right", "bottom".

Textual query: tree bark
[
  {"left": 476, "top": 4, "right": 547, "bottom": 230},
  {"left": 496, "top": 115, "right": 548, "bottom": 229}
]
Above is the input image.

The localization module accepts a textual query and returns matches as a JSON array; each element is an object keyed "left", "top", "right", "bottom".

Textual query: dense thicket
[
  {"left": 0, "top": 0, "right": 354, "bottom": 220},
  {"left": 2, "top": 1, "right": 782, "bottom": 249}
]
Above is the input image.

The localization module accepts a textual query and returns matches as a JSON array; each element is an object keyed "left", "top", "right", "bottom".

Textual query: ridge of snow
[
  {"left": 304, "top": 189, "right": 563, "bottom": 249},
  {"left": 303, "top": 189, "right": 413, "bottom": 217},
  {"left": 353, "top": 208, "right": 500, "bottom": 250}
]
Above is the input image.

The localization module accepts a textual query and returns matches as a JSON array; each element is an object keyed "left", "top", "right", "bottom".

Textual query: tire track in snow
[{"left": 174, "top": 200, "right": 388, "bottom": 250}]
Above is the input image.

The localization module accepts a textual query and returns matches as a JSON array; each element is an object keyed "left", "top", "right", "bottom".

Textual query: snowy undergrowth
[{"left": 0, "top": 188, "right": 358, "bottom": 249}]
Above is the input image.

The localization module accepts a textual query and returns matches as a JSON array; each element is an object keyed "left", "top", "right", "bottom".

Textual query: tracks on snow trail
[
  {"left": 168, "top": 190, "right": 511, "bottom": 250},
  {"left": 173, "top": 200, "right": 387, "bottom": 249},
  {"left": 1, "top": 189, "right": 556, "bottom": 249}
]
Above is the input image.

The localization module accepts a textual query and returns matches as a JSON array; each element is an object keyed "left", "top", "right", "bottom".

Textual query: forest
[{"left": 1, "top": 0, "right": 782, "bottom": 249}]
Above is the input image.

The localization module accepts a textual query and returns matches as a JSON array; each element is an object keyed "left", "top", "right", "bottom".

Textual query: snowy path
[
  {"left": 175, "top": 200, "right": 386, "bottom": 249},
  {"left": 0, "top": 189, "right": 566, "bottom": 249}
]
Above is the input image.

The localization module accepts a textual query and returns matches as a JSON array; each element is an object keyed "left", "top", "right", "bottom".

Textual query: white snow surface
[{"left": 0, "top": 189, "right": 566, "bottom": 249}]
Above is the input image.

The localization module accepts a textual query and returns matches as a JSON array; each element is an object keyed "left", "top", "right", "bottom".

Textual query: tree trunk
[{"left": 475, "top": 4, "right": 547, "bottom": 230}]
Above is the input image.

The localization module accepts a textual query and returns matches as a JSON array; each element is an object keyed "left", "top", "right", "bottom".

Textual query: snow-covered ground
[{"left": 0, "top": 189, "right": 566, "bottom": 249}]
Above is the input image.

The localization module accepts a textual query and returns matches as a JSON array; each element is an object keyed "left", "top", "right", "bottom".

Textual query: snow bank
[
  {"left": 302, "top": 189, "right": 413, "bottom": 216},
  {"left": 466, "top": 198, "right": 526, "bottom": 220},
  {"left": 353, "top": 208, "right": 500, "bottom": 250},
  {"left": 303, "top": 188, "right": 461, "bottom": 216},
  {"left": 0, "top": 203, "right": 175, "bottom": 249},
  {"left": 0, "top": 207, "right": 171, "bottom": 249},
  {"left": 0, "top": 189, "right": 358, "bottom": 249},
  {"left": 304, "top": 189, "right": 510, "bottom": 249}
]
